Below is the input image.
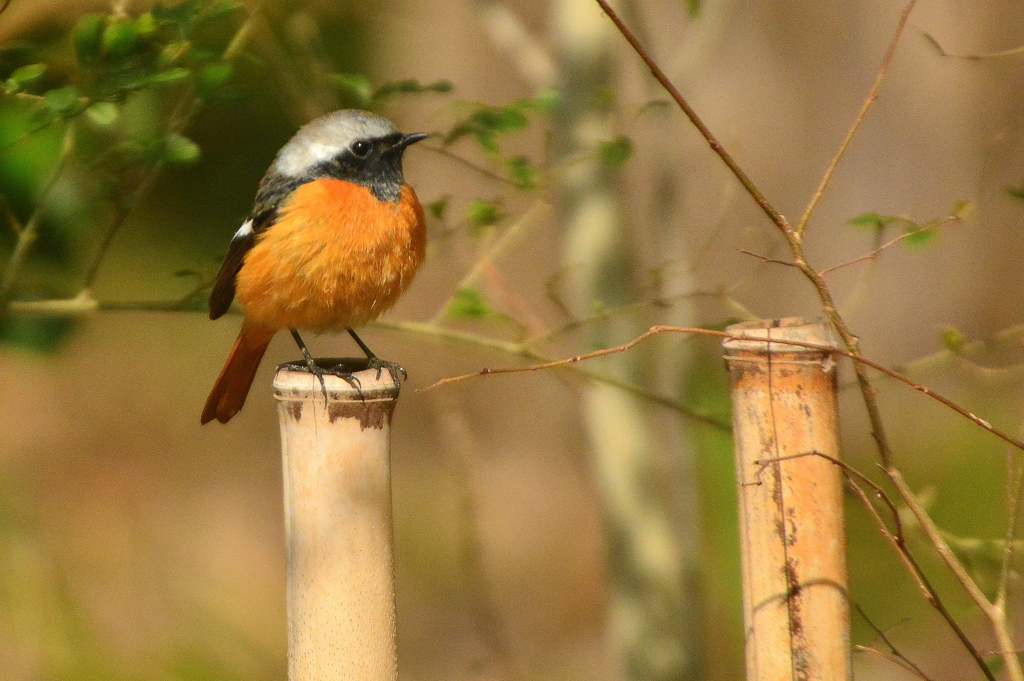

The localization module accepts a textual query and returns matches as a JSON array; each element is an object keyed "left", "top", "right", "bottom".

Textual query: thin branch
[
  {"left": 997, "top": 447, "right": 1024, "bottom": 608},
  {"left": 820, "top": 224, "right": 931, "bottom": 276},
  {"left": 428, "top": 199, "right": 549, "bottom": 325},
  {"left": 795, "top": 0, "right": 919, "bottom": 237},
  {"left": 854, "top": 645, "right": 933, "bottom": 681},
  {"left": 593, "top": 0, "right": 790, "bottom": 234},
  {"left": 82, "top": 167, "right": 162, "bottom": 290},
  {"left": 424, "top": 324, "right": 1024, "bottom": 453},
  {"left": 380, "top": 320, "right": 731, "bottom": 430},
  {"left": 423, "top": 143, "right": 523, "bottom": 187},
  {"left": 854, "top": 604, "right": 934, "bottom": 681},
  {"left": 844, "top": 473, "right": 996, "bottom": 680},
  {"left": 7, "top": 288, "right": 208, "bottom": 315},
  {"left": 889, "top": 468, "right": 1022, "bottom": 681},
  {"left": 0, "top": 121, "right": 76, "bottom": 303},
  {"left": 420, "top": 324, "right": 688, "bottom": 391},
  {"left": 738, "top": 249, "right": 800, "bottom": 269},
  {"left": 923, "top": 32, "right": 1024, "bottom": 60}
]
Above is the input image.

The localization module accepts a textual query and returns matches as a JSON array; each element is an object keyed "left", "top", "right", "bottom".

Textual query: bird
[{"left": 201, "top": 109, "right": 427, "bottom": 425}]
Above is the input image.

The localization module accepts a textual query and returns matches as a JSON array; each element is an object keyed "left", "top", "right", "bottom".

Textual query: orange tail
[{"left": 202, "top": 323, "right": 275, "bottom": 425}]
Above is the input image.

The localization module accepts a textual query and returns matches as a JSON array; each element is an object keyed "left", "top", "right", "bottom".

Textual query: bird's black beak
[{"left": 394, "top": 132, "right": 429, "bottom": 150}]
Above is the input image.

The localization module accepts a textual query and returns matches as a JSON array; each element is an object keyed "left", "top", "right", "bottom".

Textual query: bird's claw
[{"left": 366, "top": 355, "right": 407, "bottom": 385}]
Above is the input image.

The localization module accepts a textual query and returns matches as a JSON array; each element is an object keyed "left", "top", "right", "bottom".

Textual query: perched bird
[{"left": 201, "top": 110, "right": 427, "bottom": 424}]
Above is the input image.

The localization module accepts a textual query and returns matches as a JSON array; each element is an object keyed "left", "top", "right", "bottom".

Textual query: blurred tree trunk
[{"left": 551, "top": 1, "right": 702, "bottom": 680}]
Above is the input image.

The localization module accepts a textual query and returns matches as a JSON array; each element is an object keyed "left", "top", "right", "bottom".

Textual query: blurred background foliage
[{"left": 3, "top": 1, "right": 1024, "bottom": 680}]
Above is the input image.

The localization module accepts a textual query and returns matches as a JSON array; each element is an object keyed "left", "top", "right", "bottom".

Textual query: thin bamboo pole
[
  {"left": 274, "top": 360, "right": 401, "bottom": 681},
  {"left": 723, "top": 319, "right": 850, "bottom": 681}
]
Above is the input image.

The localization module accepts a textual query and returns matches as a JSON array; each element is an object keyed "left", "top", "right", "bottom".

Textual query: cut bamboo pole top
[
  {"left": 724, "top": 319, "right": 850, "bottom": 681},
  {"left": 274, "top": 360, "right": 401, "bottom": 681}
]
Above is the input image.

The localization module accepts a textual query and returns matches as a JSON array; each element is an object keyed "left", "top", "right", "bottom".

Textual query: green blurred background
[{"left": 2, "top": 1, "right": 1024, "bottom": 680}]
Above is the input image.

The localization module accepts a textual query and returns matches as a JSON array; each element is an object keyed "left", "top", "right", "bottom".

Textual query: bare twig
[
  {"left": 423, "top": 143, "right": 523, "bottom": 187},
  {"left": 891, "top": 466, "right": 1022, "bottom": 681},
  {"left": 425, "top": 324, "right": 1024, "bottom": 453},
  {"left": 820, "top": 225, "right": 931, "bottom": 276},
  {"left": 795, "top": 0, "right": 919, "bottom": 237},
  {"left": 855, "top": 645, "right": 932, "bottom": 681},
  {"left": 844, "top": 473, "right": 996, "bottom": 680},
  {"left": 998, "top": 448, "right": 1024, "bottom": 609},
  {"left": 738, "top": 249, "right": 799, "bottom": 269},
  {"left": 854, "top": 604, "right": 934, "bottom": 681},
  {"left": 593, "top": 0, "right": 790, "bottom": 234},
  {"left": 767, "top": 448, "right": 992, "bottom": 677},
  {"left": 923, "top": 32, "right": 1024, "bottom": 60}
]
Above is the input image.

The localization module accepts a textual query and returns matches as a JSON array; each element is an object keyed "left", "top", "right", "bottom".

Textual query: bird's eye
[{"left": 350, "top": 140, "right": 371, "bottom": 157}]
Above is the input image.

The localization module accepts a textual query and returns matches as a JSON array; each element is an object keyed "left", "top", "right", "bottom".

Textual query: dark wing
[{"left": 208, "top": 208, "right": 277, "bottom": 320}]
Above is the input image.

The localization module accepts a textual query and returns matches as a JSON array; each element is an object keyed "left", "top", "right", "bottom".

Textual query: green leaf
[
  {"left": 43, "top": 87, "right": 84, "bottom": 117},
  {"left": 952, "top": 201, "right": 975, "bottom": 220},
  {"left": 941, "top": 326, "right": 966, "bottom": 353},
  {"left": 0, "top": 315, "right": 76, "bottom": 354},
  {"left": 195, "top": 61, "right": 232, "bottom": 97},
  {"left": 426, "top": 195, "right": 450, "bottom": 221},
  {"left": 532, "top": 87, "right": 560, "bottom": 114},
  {"left": 445, "top": 99, "right": 539, "bottom": 153},
  {"left": 903, "top": 225, "right": 936, "bottom": 248},
  {"left": 687, "top": 0, "right": 702, "bottom": 18},
  {"left": 1008, "top": 184, "right": 1024, "bottom": 202},
  {"left": 505, "top": 156, "right": 537, "bottom": 189},
  {"left": 598, "top": 136, "right": 632, "bottom": 167},
  {"left": 135, "top": 12, "right": 158, "bottom": 39},
  {"left": 151, "top": 67, "right": 192, "bottom": 84},
  {"left": 329, "top": 73, "right": 373, "bottom": 107},
  {"left": 152, "top": 0, "right": 201, "bottom": 35},
  {"left": 5, "top": 64, "right": 46, "bottom": 92},
  {"left": 164, "top": 132, "right": 201, "bottom": 164},
  {"left": 446, "top": 287, "right": 493, "bottom": 320},
  {"left": 847, "top": 212, "right": 904, "bottom": 231},
  {"left": 85, "top": 102, "right": 119, "bottom": 127},
  {"left": 158, "top": 41, "right": 191, "bottom": 69},
  {"left": 466, "top": 199, "right": 501, "bottom": 232},
  {"left": 374, "top": 78, "right": 453, "bottom": 100},
  {"left": 73, "top": 14, "right": 106, "bottom": 65},
  {"left": 472, "top": 105, "right": 528, "bottom": 134},
  {"left": 102, "top": 18, "right": 138, "bottom": 58}
]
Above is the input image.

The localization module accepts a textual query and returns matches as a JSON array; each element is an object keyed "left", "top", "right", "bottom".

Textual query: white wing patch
[{"left": 232, "top": 220, "right": 254, "bottom": 241}]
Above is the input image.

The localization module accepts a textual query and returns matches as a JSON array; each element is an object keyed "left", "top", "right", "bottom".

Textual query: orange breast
[{"left": 235, "top": 179, "right": 426, "bottom": 331}]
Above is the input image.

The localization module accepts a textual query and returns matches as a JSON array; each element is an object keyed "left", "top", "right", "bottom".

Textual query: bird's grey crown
[{"left": 273, "top": 109, "right": 399, "bottom": 177}]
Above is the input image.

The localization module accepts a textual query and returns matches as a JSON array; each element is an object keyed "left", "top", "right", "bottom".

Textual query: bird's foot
[
  {"left": 366, "top": 355, "right": 407, "bottom": 387},
  {"left": 281, "top": 356, "right": 338, "bottom": 402},
  {"left": 281, "top": 357, "right": 403, "bottom": 402}
]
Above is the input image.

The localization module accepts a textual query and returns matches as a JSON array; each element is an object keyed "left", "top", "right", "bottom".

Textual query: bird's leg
[
  {"left": 348, "top": 328, "right": 407, "bottom": 385},
  {"left": 284, "top": 328, "right": 361, "bottom": 399}
]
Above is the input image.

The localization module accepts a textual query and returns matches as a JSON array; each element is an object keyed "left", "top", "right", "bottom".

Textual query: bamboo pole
[
  {"left": 274, "top": 360, "right": 401, "bottom": 681},
  {"left": 722, "top": 319, "right": 850, "bottom": 681}
]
